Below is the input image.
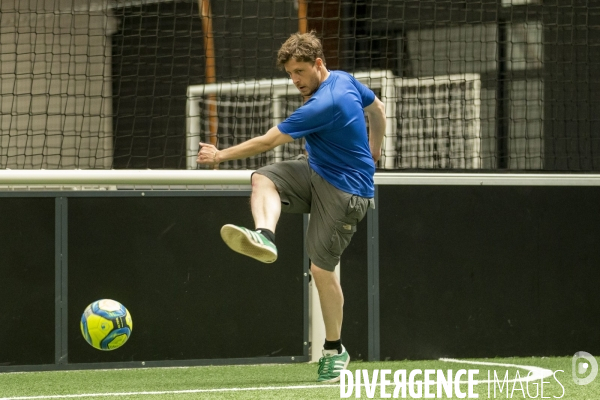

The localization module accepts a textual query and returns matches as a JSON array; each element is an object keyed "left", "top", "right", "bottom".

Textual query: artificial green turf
[{"left": 0, "top": 356, "right": 597, "bottom": 399}]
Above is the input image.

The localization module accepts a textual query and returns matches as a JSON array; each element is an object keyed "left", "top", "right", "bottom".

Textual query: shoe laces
[{"left": 317, "top": 355, "right": 335, "bottom": 375}]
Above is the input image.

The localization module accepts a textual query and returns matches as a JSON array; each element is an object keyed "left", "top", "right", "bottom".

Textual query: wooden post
[
  {"left": 199, "top": 0, "right": 218, "bottom": 148},
  {"left": 298, "top": 0, "right": 308, "bottom": 33}
]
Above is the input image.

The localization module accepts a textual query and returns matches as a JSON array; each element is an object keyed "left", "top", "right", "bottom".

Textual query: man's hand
[
  {"left": 364, "top": 97, "right": 386, "bottom": 166},
  {"left": 196, "top": 142, "right": 220, "bottom": 166},
  {"left": 371, "top": 147, "right": 382, "bottom": 163},
  {"left": 195, "top": 127, "right": 293, "bottom": 166}
]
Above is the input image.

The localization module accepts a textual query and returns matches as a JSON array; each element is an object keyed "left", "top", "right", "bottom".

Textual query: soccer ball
[{"left": 80, "top": 299, "right": 133, "bottom": 351}]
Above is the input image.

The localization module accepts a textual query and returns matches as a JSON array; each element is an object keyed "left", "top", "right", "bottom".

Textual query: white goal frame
[
  {"left": 186, "top": 71, "right": 482, "bottom": 170},
  {"left": 186, "top": 71, "right": 397, "bottom": 169}
]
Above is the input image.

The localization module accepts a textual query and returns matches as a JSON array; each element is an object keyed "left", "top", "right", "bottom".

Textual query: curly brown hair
[{"left": 276, "top": 31, "right": 326, "bottom": 70}]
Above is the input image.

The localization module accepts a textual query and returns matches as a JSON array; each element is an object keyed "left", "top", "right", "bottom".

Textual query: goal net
[{"left": 186, "top": 72, "right": 481, "bottom": 170}]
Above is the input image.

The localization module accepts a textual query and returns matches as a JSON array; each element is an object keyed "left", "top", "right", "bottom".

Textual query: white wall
[{"left": 0, "top": 0, "right": 117, "bottom": 168}]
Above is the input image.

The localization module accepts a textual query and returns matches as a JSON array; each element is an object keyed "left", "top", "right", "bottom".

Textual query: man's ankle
[
  {"left": 324, "top": 339, "right": 342, "bottom": 354},
  {"left": 256, "top": 228, "right": 275, "bottom": 243}
]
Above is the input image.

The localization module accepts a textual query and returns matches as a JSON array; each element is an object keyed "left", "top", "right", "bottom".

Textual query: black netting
[{"left": 1, "top": 0, "right": 598, "bottom": 171}]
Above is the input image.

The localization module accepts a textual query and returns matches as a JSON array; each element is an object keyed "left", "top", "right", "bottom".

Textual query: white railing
[
  {"left": 2, "top": 170, "right": 600, "bottom": 188},
  {"left": 0, "top": 170, "right": 253, "bottom": 189}
]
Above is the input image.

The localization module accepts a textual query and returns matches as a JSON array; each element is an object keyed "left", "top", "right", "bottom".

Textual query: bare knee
[
  {"left": 252, "top": 173, "right": 276, "bottom": 191},
  {"left": 311, "top": 263, "right": 344, "bottom": 306},
  {"left": 311, "top": 263, "right": 338, "bottom": 284}
]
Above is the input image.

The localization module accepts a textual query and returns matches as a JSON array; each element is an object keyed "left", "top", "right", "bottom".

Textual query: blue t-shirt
[{"left": 277, "top": 71, "right": 376, "bottom": 198}]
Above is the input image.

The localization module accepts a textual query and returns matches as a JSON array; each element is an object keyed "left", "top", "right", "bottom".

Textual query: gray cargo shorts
[{"left": 254, "top": 155, "right": 374, "bottom": 271}]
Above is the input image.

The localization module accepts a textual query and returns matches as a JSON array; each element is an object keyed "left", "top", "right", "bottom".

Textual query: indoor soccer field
[
  {"left": 1, "top": 357, "right": 598, "bottom": 399},
  {"left": 2, "top": 0, "right": 600, "bottom": 399}
]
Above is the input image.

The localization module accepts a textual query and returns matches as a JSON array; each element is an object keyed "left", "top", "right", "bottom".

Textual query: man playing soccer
[{"left": 196, "top": 31, "right": 386, "bottom": 382}]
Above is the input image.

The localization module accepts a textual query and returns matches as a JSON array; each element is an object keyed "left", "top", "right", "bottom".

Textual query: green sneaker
[
  {"left": 317, "top": 345, "right": 350, "bottom": 383},
  {"left": 220, "top": 224, "right": 278, "bottom": 263}
]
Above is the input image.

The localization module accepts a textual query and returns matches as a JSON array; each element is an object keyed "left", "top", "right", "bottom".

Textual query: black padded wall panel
[
  {"left": 0, "top": 198, "right": 55, "bottom": 366},
  {"left": 340, "top": 217, "right": 369, "bottom": 361},
  {"left": 67, "top": 196, "right": 304, "bottom": 363},
  {"left": 378, "top": 185, "right": 600, "bottom": 360}
]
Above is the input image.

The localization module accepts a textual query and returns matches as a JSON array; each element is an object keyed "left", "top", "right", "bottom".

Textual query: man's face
[{"left": 284, "top": 58, "right": 324, "bottom": 98}]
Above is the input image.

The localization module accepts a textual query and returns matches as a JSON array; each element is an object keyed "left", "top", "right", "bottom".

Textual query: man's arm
[
  {"left": 196, "top": 126, "right": 294, "bottom": 166},
  {"left": 364, "top": 97, "right": 386, "bottom": 163}
]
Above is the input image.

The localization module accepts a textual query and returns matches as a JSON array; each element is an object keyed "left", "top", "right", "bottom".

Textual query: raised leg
[{"left": 251, "top": 173, "right": 281, "bottom": 232}]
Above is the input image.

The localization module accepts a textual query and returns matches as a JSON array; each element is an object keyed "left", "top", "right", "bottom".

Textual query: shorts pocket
[
  {"left": 346, "top": 195, "right": 369, "bottom": 223},
  {"left": 329, "top": 220, "right": 357, "bottom": 256}
]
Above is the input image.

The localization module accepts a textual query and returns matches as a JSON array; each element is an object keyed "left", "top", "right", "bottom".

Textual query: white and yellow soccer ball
[{"left": 80, "top": 299, "right": 133, "bottom": 351}]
